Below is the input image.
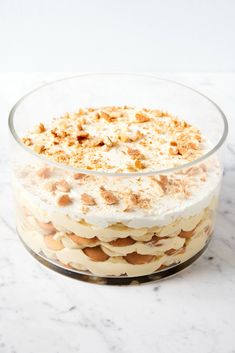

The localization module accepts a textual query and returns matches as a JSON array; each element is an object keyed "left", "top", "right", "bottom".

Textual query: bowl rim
[{"left": 8, "top": 73, "right": 229, "bottom": 177}]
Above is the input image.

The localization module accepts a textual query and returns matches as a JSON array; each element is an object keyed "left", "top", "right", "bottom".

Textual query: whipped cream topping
[
  {"left": 22, "top": 106, "right": 205, "bottom": 172},
  {"left": 18, "top": 106, "right": 222, "bottom": 229},
  {"left": 15, "top": 157, "right": 221, "bottom": 229}
]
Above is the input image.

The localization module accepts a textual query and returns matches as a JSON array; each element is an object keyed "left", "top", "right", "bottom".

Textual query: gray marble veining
[{"left": 0, "top": 73, "right": 235, "bottom": 353}]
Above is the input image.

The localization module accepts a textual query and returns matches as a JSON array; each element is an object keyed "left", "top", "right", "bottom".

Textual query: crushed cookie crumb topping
[
  {"left": 36, "top": 167, "right": 51, "bottom": 179},
  {"left": 76, "top": 131, "right": 89, "bottom": 140},
  {"left": 73, "top": 173, "right": 86, "bottom": 180},
  {"left": 21, "top": 106, "right": 205, "bottom": 173},
  {"left": 57, "top": 194, "right": 72, "bottom": 206},
  {"left": 127, "top": 147, "right": 145, "bottom": 160},
  {"left": 81, "top": 193, "right": 96, "bottom": 206},
  {"left": 134, "top": 160, "right": 146, "bottom": 169},
  {"left": 135, "top": 112, "right": 150, "bottom": 122},
  {"left": 55, "top": 179, "right": 71, "bottom": 192},
  {"left": 100, "top": 186, "right": 119, "bottom": 205}
]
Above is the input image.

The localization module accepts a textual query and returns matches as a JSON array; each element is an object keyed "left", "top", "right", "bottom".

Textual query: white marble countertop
[{"left": 0, "top": 73, "right": 235, "bottom": 353}]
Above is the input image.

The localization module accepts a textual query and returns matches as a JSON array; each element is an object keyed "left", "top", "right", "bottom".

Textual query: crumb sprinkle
[{"left": 22, "top": 106, "right": 204, "bottom": 173}]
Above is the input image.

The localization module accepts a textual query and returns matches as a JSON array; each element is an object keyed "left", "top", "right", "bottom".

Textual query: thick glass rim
[{"left": 8, "top": 73, "right": 229, "bottom": 177}]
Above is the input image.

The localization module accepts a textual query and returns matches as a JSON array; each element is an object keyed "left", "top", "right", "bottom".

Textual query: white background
[{"left": 0, "top": 0, "right": 234, "bottom": 72}]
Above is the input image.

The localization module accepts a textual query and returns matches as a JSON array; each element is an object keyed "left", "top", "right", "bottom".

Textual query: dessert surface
[
  {"left": 19, "top": 106, "right": 221, "bottom": 229},
  {"left": 22, "top": 106, "right": 206, "bottom": 172}
]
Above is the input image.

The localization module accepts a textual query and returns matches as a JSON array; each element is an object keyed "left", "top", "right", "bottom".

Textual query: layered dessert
[{"left": 14, "top": 106, "right": 221, "bottom": 277}]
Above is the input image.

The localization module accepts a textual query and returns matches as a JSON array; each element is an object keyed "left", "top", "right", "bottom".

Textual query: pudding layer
[{"left": 16, "top": 196, "right": 216, "bottom": 276}]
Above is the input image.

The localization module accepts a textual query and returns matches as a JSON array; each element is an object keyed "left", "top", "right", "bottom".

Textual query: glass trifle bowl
[{"left": 8, "top": 74, "right": 228, "bottom": 285}]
